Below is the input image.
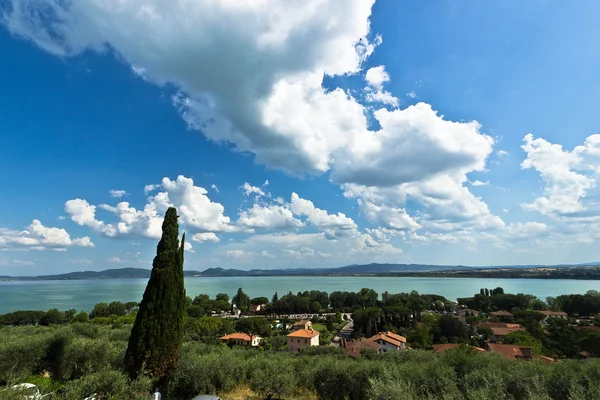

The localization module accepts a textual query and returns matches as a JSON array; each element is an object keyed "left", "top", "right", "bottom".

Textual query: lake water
[{"left": 1, "top": 276, "right": 599, "bottom": 314}]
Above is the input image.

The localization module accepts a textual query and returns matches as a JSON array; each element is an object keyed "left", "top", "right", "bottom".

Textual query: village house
[
  {"left": 219, "top": 333, "right": 262, "bottom": 347},
  {"left": 367, "top": 332, "right": 407, "bottom": 352},
  {"left": 291, "top": 319, "right": 312, "bottom": 332},
  {"left": 489, "top": 311, "right": 515, "bottom": 322},
  {"left": 433, "top": 342, "right": 555, "bottom": 363},
  {"left": 287, "top": 328, "right": 319, "bottom": 352},
  {"left": 343, "top": 338, "right": 381, "bottom": 358},
  {"left": 248, "top": 304, "right": 262, "bottom": 314},
  {"left": 433, "top": 344, "right": 486, "bottom": 353},
  {"left": 536, "top": 310, "right": 568, "bottom": 323}
]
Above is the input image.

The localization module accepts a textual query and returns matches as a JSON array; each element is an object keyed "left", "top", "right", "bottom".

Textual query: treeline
[
  {"left": 2, "top": 324, "right": 600, "bottom": 400},
  {"left": 382, "top": 266, "right": 600, "bottom": 280},
  {"left": 0, "top": 301, "right": 138, "bottom": 327}
]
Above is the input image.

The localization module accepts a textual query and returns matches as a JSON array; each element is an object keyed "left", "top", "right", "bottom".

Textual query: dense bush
[{"left": 3, "top": 323, "right": 600, "bottom": 399}]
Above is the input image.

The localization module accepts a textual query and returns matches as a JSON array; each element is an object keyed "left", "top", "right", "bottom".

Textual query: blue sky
[{"left": 2, "top": 0, "right": 600, "bottom": 275}]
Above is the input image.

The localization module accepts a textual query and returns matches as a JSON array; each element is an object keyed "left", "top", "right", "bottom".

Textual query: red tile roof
[
  {"left": 345, "top": 339, "right": 380, "bottom": 358},
  {"left": 490, "top": 326, "right": 525, "bottom": 337},
  {"left": 490, "top": 311, "right": 514, "bottom": 317},
  {"left": 433, "top": 344, "right": 461, "bottom": 353},
  {"left": 433, "top": 344, "right": 486, "bottom": 353},
  {"left": 368, "top": 333, "right": 404, "bottom": 347},
  {"left": 487, "top": 343, "right": 524, "bottom": 360},
  {"left": 385, "top": 331, "right": 407, "bottom": 343},
  {"left": 477, "top": 322, "right": 522, "bottom": 328},
  {"left": 219, "top": 332, "right": 258, "bottom": 341},
  {"left": 287, "top": 329, "right": 319, "bottom": 338},
  {"left": 536, "top": 310, "right": 567, "bottom": 317}
]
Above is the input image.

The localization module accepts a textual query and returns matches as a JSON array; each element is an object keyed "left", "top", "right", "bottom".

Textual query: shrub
[{"left": 62, "top": 370, "right": 152, "bottom": 400}]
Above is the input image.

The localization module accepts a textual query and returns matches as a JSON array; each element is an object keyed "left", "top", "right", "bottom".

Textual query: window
[
  {"left": 305, "top": 339, "right": 308, "bottom": 344},
  {"left": 298, "top": 339, "right": 300, "bottom": 343}
]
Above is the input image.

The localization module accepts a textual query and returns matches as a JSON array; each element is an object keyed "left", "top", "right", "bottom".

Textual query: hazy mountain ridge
[{"left": 1, "top": 262, "right": 599, "bottom": 281}]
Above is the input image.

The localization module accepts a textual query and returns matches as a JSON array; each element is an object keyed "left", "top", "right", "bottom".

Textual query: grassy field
[{"left": 311, "top": 323, "right": 327, "bottom": 332}]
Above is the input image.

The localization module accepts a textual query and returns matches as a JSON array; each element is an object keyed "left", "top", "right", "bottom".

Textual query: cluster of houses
[
  {"left": 433, "top": 343, "right": 556, "bottom": 363},
  {"left": 219, "top": 319, "right": 321, "bottom": 352},
  {"left": 217, "top": 303, "right": 575, "bottom": 362}
]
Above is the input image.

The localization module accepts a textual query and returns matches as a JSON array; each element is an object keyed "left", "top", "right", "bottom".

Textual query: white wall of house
[{"left": 377, "top": 340, "right": 403, "bottom": 352}]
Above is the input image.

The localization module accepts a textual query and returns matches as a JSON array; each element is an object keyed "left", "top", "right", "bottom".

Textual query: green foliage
[
  {"left": 70, "top": 311, "right": 89, "bottom": 324},
  {"left": 234, "top": 317, "right": 271, "bottom": 337},
  {"left": 90, "top": 303, "right": 111, "bottom": 319},
  {"left": 437, "top": 314, "right": 468, "bottom": 343},
  {"left": 62, "top": 370, "right": 152, "bottom": 400},
  {"left": 124, "top": 207, "right": 187, "bottom": 390},
  {"left": 501, "top": 330, "right": 543, "bottom": 354},
  {"left": 233, "top": 287, "right": 250, "bottom": 310},
  {"left": 247, "top": 358, "right": 297, "bottom": 399},
  {"left": 250, "top": 296, "right": 269, "bottom": 305},
  {"left": 40, "top": 309, "right": 65, "bottom": 326}
]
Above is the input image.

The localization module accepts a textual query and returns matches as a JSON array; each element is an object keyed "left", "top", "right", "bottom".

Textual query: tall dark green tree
[{"left": 124, "top": 207, "right": 186, "bottom": 390}]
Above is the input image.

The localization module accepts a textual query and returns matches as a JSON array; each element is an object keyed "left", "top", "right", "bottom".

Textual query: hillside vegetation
[{"left": 1, "top": 323, "right": 600, "bottom": 400}]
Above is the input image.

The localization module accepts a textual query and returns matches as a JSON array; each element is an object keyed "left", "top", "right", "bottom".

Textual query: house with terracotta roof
[
  {"left": 291, "top": 319, "right": 312, "bottom": 332},
  {"left": 486, "top": 343, "right": 529, "bottom": 360},
  {"left": 489, "top": 326, "right": 526, "bottom": 341},
  {"left": 367, "top": 332, "right": 407, "bottom": 352},
  {"left": 219, "top": 332, "right": 262, "bottom": 347},
  {"left": 477, "top": 321, "right": 522, "bottom": 329},
  {"left": 344, "top": 338, "right": 381, "bottom": 358},
  {"left": 287, "top": 328, "right": 319, "bottom": 352},
  {"left": 536, "top": 310, "right": 568, "bottom": 323},
  {"left": 489, "top": 311, "right": 515, "bottom": 322},
  {"left": 433, "top": 344, "right": 486, "bottom": 353}
]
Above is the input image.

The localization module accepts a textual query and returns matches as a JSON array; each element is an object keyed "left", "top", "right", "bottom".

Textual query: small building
[
  {"left": 219, "top": 333, "right": 261, "bottom": 347},
  {"left": 344, "top": 338, "right": 380, "bottom": 358},
  {"left": 291, "top": 319, "right": 312, "bottom": 332},
  {"left": 489, "top": 326, "right": 526, "bottom": 341},
  {"left": 249, "top": 304, "right": 263, "bottom": 313},
  {"left": 476, "top": 322, "right": 522, "bottom": 329},
  {"left": 489, "top": 311, "right": 515, "bottom": 322},
  {"left": 367, "top": 332, "right": 407, "bottom": 352},
  {"left": 433, "top": 344, "right": 486, "bottom": 353},
  {"left": 536, "top": 310, "right": 568, "bottom": 323},
  {"left": 486, "top": 343, "right": 529, "bottom": 360},
  {"left": 287, "top": 329, "right": 319, "bottom": 352}
]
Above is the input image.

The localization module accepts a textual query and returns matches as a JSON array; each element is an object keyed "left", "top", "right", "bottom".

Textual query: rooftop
[
  {"left": 287, "top": 329, "right": 319, "bottom": 338},
  {"left": 368, "top": 332, "right": 404, "bottom": 347},
  {"left": 433, "top": 344, "right": 485, "bottom": 353},
  {"left": 536, "top": 310, "right": 567, "bottom": 316},
  {"left": 219, "top": 332, "right": 259, "bottom": 341},
  {"left": 490, "top": 311, "right": 514, "bottom": 317},
  {"left": 490, "top": 326, "right": 526, "bottom": 337},
  {"left": 487, "top": 343, "right": 524, "bottom": 360}
]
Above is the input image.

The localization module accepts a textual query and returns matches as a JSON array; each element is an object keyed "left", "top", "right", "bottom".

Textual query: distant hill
[{"left": 1, "top": 262, "right": 598, "bottom": 281}]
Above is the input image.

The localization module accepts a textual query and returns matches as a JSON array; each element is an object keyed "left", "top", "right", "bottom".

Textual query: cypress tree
[{"left": 124, "top": 207, "right": 186, "bottom": 390}]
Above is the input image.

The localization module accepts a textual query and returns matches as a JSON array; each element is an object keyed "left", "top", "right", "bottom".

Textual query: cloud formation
[{"left": 0, "top": 220, "right": 94, "bottom": 251}]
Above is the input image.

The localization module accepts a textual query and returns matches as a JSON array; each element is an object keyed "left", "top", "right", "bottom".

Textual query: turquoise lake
[{"left": 1, "top": 276, "right": 599, "bottom": 313}]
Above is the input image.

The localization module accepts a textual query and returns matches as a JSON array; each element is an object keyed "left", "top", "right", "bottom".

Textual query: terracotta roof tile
[
  {"left": 490, "top": 326, "right": 525, "bottom": 336},
  {"left": 487, "top": 343, "right": 524, "bottom": 360},
  {"left": 536, "top": 310, "right": 567, "bottom": 317},
  {"left": 490, "top": 311, "right": 514, "bottom": 317},
  {"left": 345, "top": 339, "right": 380, "bottom": 358},
  {"left": 433, "top": 344, "right": 461, "bottom": 353},
  {"left": 385, "top": 331, "right": 407, "bottom": 343},
  {"left": 287, "top": 329, "right": 319, "bottom": 338},
  {"left": 368, "top": 333, "right": 403, "bottom": 347},
  {"left": 219, "top": 332, "right": 257, "bottom": 341}
]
